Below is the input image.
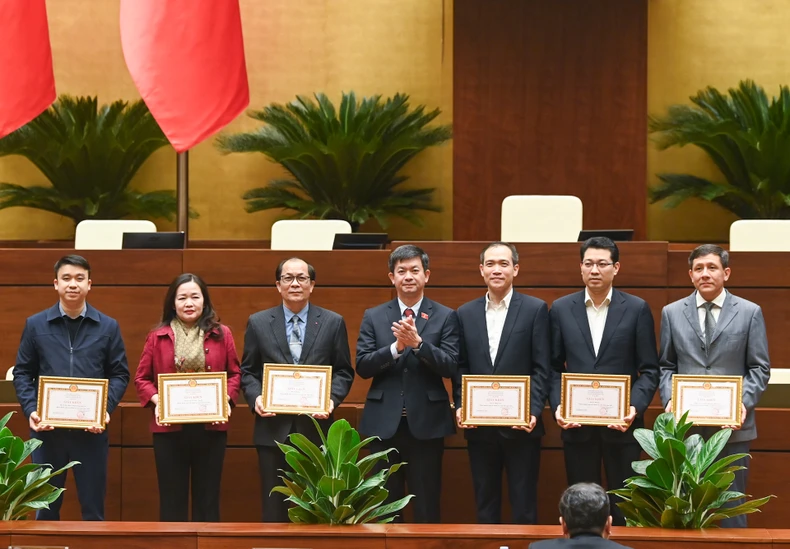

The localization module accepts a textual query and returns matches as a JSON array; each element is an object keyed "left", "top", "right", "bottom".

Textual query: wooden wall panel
[{"left": 452, "top": 0, "right": 648, "bottom": 241}]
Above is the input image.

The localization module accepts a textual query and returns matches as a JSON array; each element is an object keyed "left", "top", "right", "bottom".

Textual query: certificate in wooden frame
[
  {"left": 262, "top": 363, "right": 332, "bottom": 415},
  {"left": 460, "top": 375, "right": 530, "bottom": 427},
  {"left": 560, "top": 373, "right": 631, "bottom": 426},
  {"left": 671, "top": 374, "right": 743, "bottom": 426},
  {"left": 37, "top": 376, "right": 108, "bottom": 429},
  {"left": 157, "top": 371, "right": 229, "bottom": 424}
]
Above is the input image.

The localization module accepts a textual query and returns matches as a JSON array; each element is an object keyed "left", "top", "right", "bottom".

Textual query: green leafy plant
[
  {"left": 648, "top": 80, "right": 790, "bottom": 218},
  {"left": 272, "top": 415, "right": 413, "bottom": 524},
  {"left": 0, "top": 412, "right": 77, "bottom": 519},
  {"left": 0, "top": 95, "right": 190, "bottom": 226},
  {"left": 610, "top": 412, "right": 773, "bottom": 528},
  {"left": 216, "top": 91, "right": 452, "bottom": 230}
]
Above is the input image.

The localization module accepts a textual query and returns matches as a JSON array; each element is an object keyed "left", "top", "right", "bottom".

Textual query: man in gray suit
[
  {"left": 659, "top": 244, "right": 770, "bottom": 528},
  {"left": 240, "top": 257, "right": 355, "bottom": 522}
]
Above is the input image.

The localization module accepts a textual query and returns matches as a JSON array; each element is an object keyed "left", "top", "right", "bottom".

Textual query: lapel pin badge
[{"left": 421, "top": 312, "right": 429, "bottom": 320}]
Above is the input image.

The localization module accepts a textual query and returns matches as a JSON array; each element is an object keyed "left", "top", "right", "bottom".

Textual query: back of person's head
[{"left": 559, "top": 483, "right": 611, "bottom": 538}]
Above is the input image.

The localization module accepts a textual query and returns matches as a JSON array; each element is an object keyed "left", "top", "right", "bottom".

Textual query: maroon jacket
[{"left": 135, "top": 324, "right": 241, "bottom": 433}]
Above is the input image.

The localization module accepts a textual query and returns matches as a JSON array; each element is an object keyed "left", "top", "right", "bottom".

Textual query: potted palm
[
  {"left": 0, "top": 95, "right": 187, "bottom": 228},
  {"left": 216, "top": 92, "right": 452, "bottom": 230},
  {"left": 649, "top": 80, "right": 790, "bottom": 218},
  {"left": 272, "top": 416, "right": 413, "bottom": 524}
]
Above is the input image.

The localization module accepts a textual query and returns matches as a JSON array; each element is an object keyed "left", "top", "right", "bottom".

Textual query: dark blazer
[
  {"left": 14, "top": 302, "right": 130, "bottom": 417},
  {"left": 453, "top": 291, "right": 551, "bottom": 439},
  {"left": 356, "top": 297, "right": 459, "bottom": 440},
  {"left": 530, "top": 533, "right": 632, "bottom": 549},
  {"left": 240, "top": 304, "right": 354, "bottom": 446},
  {"left": 549, "top": 288, "right": 659, "bottom": 444}
]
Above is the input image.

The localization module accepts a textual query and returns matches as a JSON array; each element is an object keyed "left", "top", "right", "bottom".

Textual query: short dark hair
[
  {"left": 54, "top": 254, "right": 91, "bottom": 278},
  {"left": 479, "top": 241, "right": 519, "bottom": 265},
  {"left": 688, "top": 244, "right": 729, "bottom": 269},
  {"left": 580, "top": 237, "right": 619, "bottom": 263},
  {"left": 388, "top": 244, "right": 429, "bottom": 273},
  {"left": 160, "top": 273, "right": 223, "bottom": 338},
  {"left": 275, "top": 257, "right": 316, "bottom": 282},
  {"left": 559, "top": 483, "right": 610, "bottom": 536}
]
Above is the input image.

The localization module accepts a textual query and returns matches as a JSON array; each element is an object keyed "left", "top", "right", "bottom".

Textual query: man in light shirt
[
  {"left": 549, "top": 237, "right": 659, "bottom": 525},
  {"left": 658, "top": 244, "right": 769, "bottom": 528},
  {"left": 453, "top": 242, "right": 550, "bottom": 524}
]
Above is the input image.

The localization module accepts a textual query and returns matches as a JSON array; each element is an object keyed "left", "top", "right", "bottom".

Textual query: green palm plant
[
  {"left": 649, "top": 80, "right": 790, "bottom": 218},
  {"left": 0, "top": 95, "right": 184, "bottom": 226},
  {"left": 216, "top": 92, "right": 452, "bottom": 230}
]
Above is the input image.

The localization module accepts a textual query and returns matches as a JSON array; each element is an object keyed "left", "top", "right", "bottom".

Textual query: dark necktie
[{"left": 703, "top": 302, "right": 716, "bottom": 353}]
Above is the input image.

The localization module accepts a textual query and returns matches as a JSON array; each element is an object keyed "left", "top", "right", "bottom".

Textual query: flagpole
[{"left": 177, "top": 151, "right": 189, "bottom": 246}]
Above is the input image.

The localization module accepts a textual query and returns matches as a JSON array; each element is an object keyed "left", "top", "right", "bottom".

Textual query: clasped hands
[
  {"left": 455, "top": 407, "right": 537, "bottom": 433},
  {"left": 392, "top": 316, "right": 422, "bottom": 353},
  {"left": 555, "top": 405, "right": 637, "bottom": 432},
  {"left": 254, "top": 395, "right": 335, "bottom": 420}
]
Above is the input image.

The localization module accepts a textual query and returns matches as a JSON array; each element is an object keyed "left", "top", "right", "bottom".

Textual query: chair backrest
[
  {"left": 270, "top": 220, "right": 352, "bottom": 251},
  {"left": 729, "top": 220, "right": 790, "bottom": 252},
  {"left": 75, "top": 220, "right": 157, "bottom": 250},
  {"left": 4, "top": 366, "right": 13, "bottom": 381},
  {"left": 501, "top": 195, "right": 583, "bottom": 242}
]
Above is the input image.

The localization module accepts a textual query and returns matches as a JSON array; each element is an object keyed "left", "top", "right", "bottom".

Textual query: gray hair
[{"left": 559, "top": 483, "right": 610, "bottom": 536}]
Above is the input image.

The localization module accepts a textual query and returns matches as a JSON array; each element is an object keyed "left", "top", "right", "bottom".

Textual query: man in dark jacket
[{"left": 13, "top": 254, "right": 129, "bottom": 520}]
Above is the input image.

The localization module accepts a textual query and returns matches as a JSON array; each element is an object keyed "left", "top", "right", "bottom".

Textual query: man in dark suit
[
  {"left": 453, "top": 241, "right": 550, "bottom": 524},
  {"left": 659, "top": 244, "right": 770, "bottom": 528},
  {"left": 240, "top": 257, "right": 355, "bottom": 522},
  {"left": 356, "top": 244, "right": 459, "bottom": 523},
  {"left": 529, "top": 483, "right": 632, "bottom": 549},
  {"left": 549, "top": 237, "right": 659, "bottom": 526}
]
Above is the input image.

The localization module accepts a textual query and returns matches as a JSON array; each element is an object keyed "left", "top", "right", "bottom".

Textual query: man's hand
[
  {"left": 722, "top": 404, "right": 747, "bottom": 430},
  {"left": 312, "top": 399, "right": 335, "bottom": 420},
  {"left": 608, "top": 406, "right": 637, "bottom": 432},
  {"left": 664, "top": 400, "right": 672, "bottom": 414},
  {"left": 555, "top": 405, "right": 581, "bottom": 430},
  {"left": 29, "top": 411, "right": 53, "bottom": 432},
  {"left": 512, "top": 415, "right": 537, "bottom": 433},
  {"left": 456, "top": 407, "right": 475, "bottom": 429},
  {"left": 212, "top": 397, "right": 234, "bottom": 425},
  {"left": 255, "top": 395, "right": 276, "bottom": 418},
  {"left": 392, "top": 317, "right": 422, "bottom": 350},
  {"left": 86, "top": 412, "right": 110, "bottom": 434}
]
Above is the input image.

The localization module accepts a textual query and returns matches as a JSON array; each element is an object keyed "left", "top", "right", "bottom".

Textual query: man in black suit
[
  {"left": 453, "top": 242, "right": 550, "bottom": 524},
  {"left": 549, "top": 237, "right": 659, "bottom": 526},
  {"left": 529, "top": 483, "right": 632, "bottom": 549},
  {"left": 240, "top": 257, "right": 355, "bottom": 522},
  {"left": 356, "top": 244, "right": 460, "bottom": 523}
]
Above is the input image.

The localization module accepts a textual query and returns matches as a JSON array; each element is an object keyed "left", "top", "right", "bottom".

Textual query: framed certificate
[
  {"left": 158, "top": 372, "right": 229, "bottom": 424},
  {"left": 561, "top": 373, "right": 631, "bottom": 426},
  {"left": 37, "top": 376, "right": 108, "bottom": 429},
  {"left": 262, "top": 363, "right": 332, "bottom": 415},
  {"left": 460, "top": 375, "right": 530, "bottom": 427},
  {"left": 672, "top": 374, "right": 743, "bottom": 426}
]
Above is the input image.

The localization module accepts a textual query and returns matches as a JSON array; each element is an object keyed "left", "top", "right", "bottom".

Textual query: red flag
[
  {"left": 0, "top": 0, "right": 55, "bottom": 138},
  {"left": 120, "top": 0, "right": 249, "bottom": 152}
]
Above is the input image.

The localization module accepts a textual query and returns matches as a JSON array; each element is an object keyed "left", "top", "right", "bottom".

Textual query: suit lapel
[
  {"left": 571, "top": 291, "right": 596, "bottom": 357},
  {"left": 493, "top": 292, "right": 521, "bottom": 371},
  {"left": 387, "top": 299, "right": 401, "bottom": 328},
  {"left": 269, "top": 307, "right": 292, "bottom": 363},
  {"left": 300, "top": 305, "right": 323, "bottom": 361},
  {"left": 477, "top": 297, "right": 494, "bottom": 371},
  {"left": 682, "top": 293, "right": 705, "bottom": 344},
  {"left": 594, "top": 289, "right": 625, "bottom": 362},
  {"left": 415, "top": 298, "right": 433, "bottom": 334},
  {"left": 710, "top": 292, "right": 739, "bottom": 346}
]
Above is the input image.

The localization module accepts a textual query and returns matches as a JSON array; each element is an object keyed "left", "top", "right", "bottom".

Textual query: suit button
[
  {"left": 404, "top": 368, "right": 408, "bottom": 373},
  {"left": 400, "top": 391, "right": 404, "bottom": 396},
  {"left": 706, "top": 366, "right": 711, "bottom": 370}
]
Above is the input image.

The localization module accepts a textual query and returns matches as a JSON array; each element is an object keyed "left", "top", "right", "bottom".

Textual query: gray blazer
[{"left": 658, "top": 290, "right": 770, "bottom": 443}]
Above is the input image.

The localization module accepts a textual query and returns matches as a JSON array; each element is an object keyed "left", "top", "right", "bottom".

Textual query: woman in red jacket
[{"left": 134, "top": 273, "right": 241, "bottom": 522}]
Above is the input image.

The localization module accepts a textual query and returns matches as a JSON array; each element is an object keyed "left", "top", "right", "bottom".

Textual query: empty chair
[
  {"left": 270, "top": 219, "right": 352, "bottom": 251},
  {"left": 501, "top": 195, "right": 583, "bottom": 242},
  {"left": 75, "top": 220, "right": 157, "bottom": 250},
  {"left": 729, "top": 220, "right": 790, "bottom": 252}
]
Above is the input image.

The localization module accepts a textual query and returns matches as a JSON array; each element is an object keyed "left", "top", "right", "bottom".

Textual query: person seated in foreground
[{"left": 529, "top": 483, "right": 632, "bottom": 548}]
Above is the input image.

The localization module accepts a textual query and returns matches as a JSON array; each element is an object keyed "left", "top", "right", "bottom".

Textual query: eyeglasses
[
  {"left": 582, "top": 261, "right": 614, "bottom": 270},
  {"left": 280, "top": 275, "right": 311, "bottom": 284}
]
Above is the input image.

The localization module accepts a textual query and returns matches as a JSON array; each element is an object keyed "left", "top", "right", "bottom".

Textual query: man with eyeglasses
[
  {"left": 240, "top": 257, "right": 354, "bottom": 522},
  {"left": 548, "top": 237, "right": 659, "bottom": 525}
]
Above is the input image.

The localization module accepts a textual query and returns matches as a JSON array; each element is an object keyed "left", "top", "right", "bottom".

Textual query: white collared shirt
[
  {"left": 696, "top": 289, "right": 727, "bottom": 336},
  {"left": 485, "top": 288, "right": 513, "bottom": 364},
  {"left": 585, "top": 287, "right": 613, "bottom": 356},
  {"left": 390, "top": 297, "right": 424, "bottom": 359}
]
